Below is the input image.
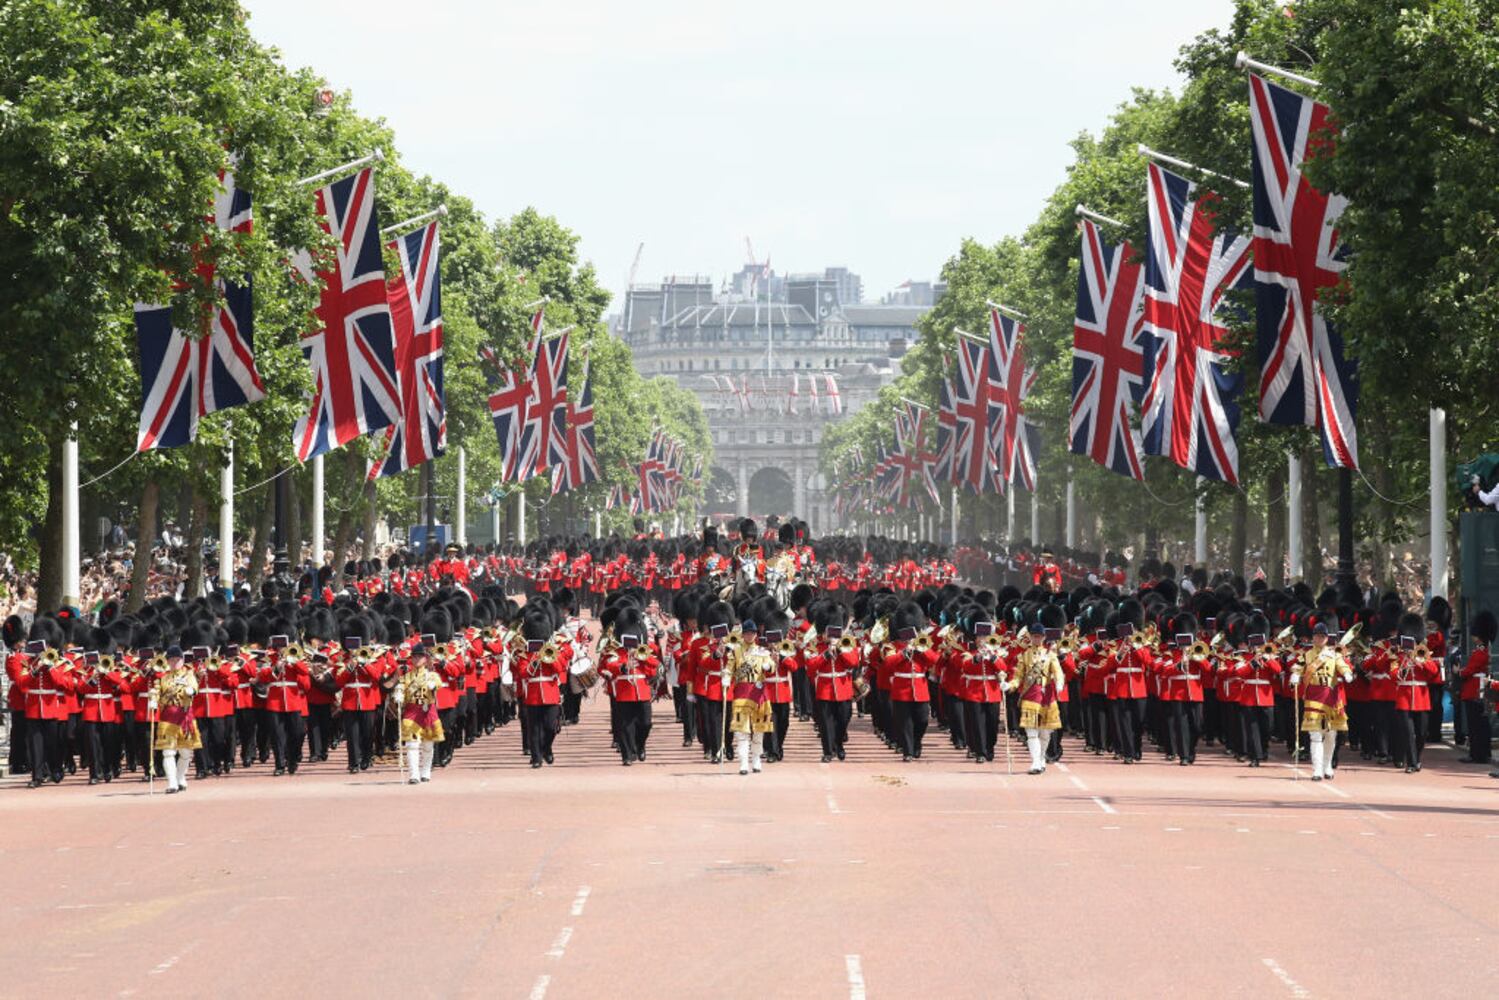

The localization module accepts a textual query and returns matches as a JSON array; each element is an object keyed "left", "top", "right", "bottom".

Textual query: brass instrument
[
  {"left": 911, "top": 632, "right": 934, "bottom": 654},
  {"left": 148, "top": 653, "right": 169, "bottom": 671},
  {"left": 775, "top": 638, "right": 799, "bottom": 657},
  {"left": 538, "top": 640, "right": 560, "bottom": 665},
  {"left": 836, "top": 634, "right": 859, "bottom": 655},
  {"left": 1411, "top": 642, "right": 1430, "bottom": 661},
  {"left": 1186, "top": 640, "right": 1212, "bottom": 661},
  {"left": 979, "top": 633, "right": 1005, "bottom": 657},
  {"left": 799, "top": 625, "right": 820, "bottom": 650},
  {"left": 282, "top": 643, "right": 305, "bottom": 662},
  {"left": 36, "top": 648, "right": 64, "bottom": 671},
  {"left": 1057, "top": 635, "right": 1078, "bottom": 656},
  {"left": 97, "top": 653, "right": 116, "bottom": 673},
  {"left": 869, "top": 618, "right": 889, "bottom": 645}
]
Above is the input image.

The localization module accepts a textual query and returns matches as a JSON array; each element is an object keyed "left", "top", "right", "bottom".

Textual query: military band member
[
  {"left": 516, "top": 617, "right": 566, "bottom": 768},
  {"left": 257, "top": 637, "right": 310, "bottom": 776},
  {"left": 1458, "top": 610, "right": 1496, "bottom": 765},
  {"left": 598, "top": 615, "right": 657, "bottom": 766},
  {"left": 397, "top": 644, "right": 444, "bottom": 784},
  {"left": 727, "top": 620, "right": 774, "bottom": 774},
  {"left": 1290, "top": 622, "right": 1352, "bottom": 781},
  {"left": 805, "top": 603, "right": 857, "bottom": 763},
  {"left": 149, "top": 646, "right": 201, "bottom": 794},
  {"left": 1012, "top": 625, "right": 1065, "bottom": 774}
]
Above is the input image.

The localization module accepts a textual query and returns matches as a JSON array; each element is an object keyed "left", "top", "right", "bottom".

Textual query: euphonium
[
  {"left": 1411, "top": 642, "right": 1430, "bottom": 661},
  {"left": 148, "top": 653, "right": 170, "bottom": 671},
  {"left": 282, "top": 643, "right": 305, "bottom": 662},
  {"left": 1187, "top": 640, "right": 1212, "bottom": 660},
  {"left": 980, "top": 634, "right": 1005, "bottom": 656}
]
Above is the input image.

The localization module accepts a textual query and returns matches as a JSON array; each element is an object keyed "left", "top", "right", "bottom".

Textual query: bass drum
[{"left": 568, "top": 654, "right": 599, "bottom": 694}]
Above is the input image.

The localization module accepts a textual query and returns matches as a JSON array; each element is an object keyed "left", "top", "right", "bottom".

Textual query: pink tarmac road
[{"left": 4, "top": 701, "right": 1499, "bottom": 999}]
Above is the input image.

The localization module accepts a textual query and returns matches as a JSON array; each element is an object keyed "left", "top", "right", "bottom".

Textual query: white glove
[{"left": 1290, "top": 673, "right": 1301, "bottom": 686}]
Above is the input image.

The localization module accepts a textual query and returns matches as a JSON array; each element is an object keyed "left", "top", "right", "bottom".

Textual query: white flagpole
[
  {"left": 1194, "top": 476, "right": 1208, "bottom": 565},
  {"left": 1030, "top": 488, "right": 1039, "bottom": 547},
  {"left": 1065, "top": 470, "right": 1077, "bottom": 549},
  {"left": 380, "top": 204, "right": 447, "bottom": 239},
  {"left": 1288, "top": 455, "right": 1304, "bottom": 580},
  {"left": 1138, "top": 144, "right": 1250, "bottom": 190},
  {"left": 1006, "top": 489, "right": 1015, "bottom": 544},
  {"left": 985, "top": 300, "right": 1029, "bottom": 320},
  {"left": 62, "top": 426, "right": 80, "bottom": 608},
  {"left": 456, "top": 447, "right": 467, "bottom": 546},
  {"left": 296, "top": 149, "right": 385, "bottom": 187},
  {"left": 517, "top": 491, "right": 527, "bottom": 546},
  {"left": 1234, "top": 51, "right": 1321, "bottom": 89},
  {"left": 1430, "top": 408, "right": 1448, "bottom": 600},
  {"left": 219, "top": 440, "right": 234, "bottom": 596},
  {"left": 310, "top": 454, "right": 325, "bottom": 570},
  {"left": 1075, "top": 204, "right": 1127, "bottom": 228},
  {"left": 950, "top": 486, "right": 959, "bottom": 547}
]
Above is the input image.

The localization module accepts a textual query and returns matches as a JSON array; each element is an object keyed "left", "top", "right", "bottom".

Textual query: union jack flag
[
  {"left": 517, "top": 325, "right": 569, "bottom": 478},
  {"left": 134, "top": 164, "right": 264, "bottom": 451},
  {"left": 1070, "top": 219, "right": 1147, "bottom": 480},
  {"left": 486, "top": 308, "right": 542, "bottom": 481},
  {"left": 934, "top": 376, "right": 957, "bottom": 485},
  {"left": 987, "top": 309, "right": 1039, "bottom": 491},
  {"left": 1248, "top": 73, "right": 1358, "bottom": 469},
  {"left": 638, "top": 430, "right": 667, "bottom": 513},
  {"left": 605, "top": 483, "right": 627, "bottom": 510},
  {"left": 951, "top": 337, "right": 1000, "bottom": 494},
  {"left": 292, "top": 167, "right": 400, "bottom": 462},
  {"left": 551, "top": 355, "right": 599, "bottom": 494},
  {"left": 1139, "top": 163, "right": 1251, "bottom": 485},
  {"left": 370, "top": 221, "right": 445, "bottom": 480}
]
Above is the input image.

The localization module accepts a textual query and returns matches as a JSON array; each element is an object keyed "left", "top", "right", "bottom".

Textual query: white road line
[
  {"left": 845, "top": 954, "right": 866, "bottom": 1000},
  {"left": 1091, "top": 796, "right": 1118, "bottom": 815},
  {"left": 148, "top": 954, "right": 181, "bottom": 976},
  {"left": 546, "top": 927, "right": 573, "bottom": 959},
  {"left": 1068, "top": 775, "right": 1088, "bottom": 791},
  {"left": 1054, "top": 762, "right": 1071, "bottom": 772},
  {"left": 570, "top": 886, "right": 591, "bottom": 917},
  {"left": 823, "top": 772, "right": 843, "bottom": 814},
  {"left": 529, "top": 974, "right": 551, "bottom": 1000},
  {"left": 1262, "top": 956, "right": 1312, "bottom": 997}
]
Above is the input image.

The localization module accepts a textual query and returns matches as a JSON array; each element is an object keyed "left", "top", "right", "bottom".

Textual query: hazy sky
[{"left": 241, "top": 0, "right": 1236, "bottom": 304}]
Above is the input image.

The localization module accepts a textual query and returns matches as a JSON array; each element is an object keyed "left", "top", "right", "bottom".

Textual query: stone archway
[
  {"left": 748, "top": 467, "right": 794, "bottom": 518},
  {"left": 704, "top": 466, "right": 738, "bottom": 516}
]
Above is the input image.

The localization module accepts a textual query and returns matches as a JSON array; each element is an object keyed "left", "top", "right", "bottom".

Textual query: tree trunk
[
  {"left": 246, "top": 480, "right": 275, "bottom": 597},
  {"left": 182, "top": 482, "right": 208, "bottom": 600},
  {"left": 34, "top": 439, "right": 65, "bottom": 612},
  {"left": 1303, "top": 455, "right": 1323, "bottom": 592},
  {"left": 125, "top": 477, "right": 160, "bottom": 613},
  {"left": 1230, "top": 489, "right": 1248, "bottom": 579},
  {"left": 1265, "top": 460, "right": 1287, "bottom": 588},
  {"left": 362, "top": 479, "right": 378, "bottom": 559}
]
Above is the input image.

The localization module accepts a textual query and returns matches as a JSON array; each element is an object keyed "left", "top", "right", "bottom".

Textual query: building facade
[{"left": 618, "top": 269, "right": 934, "bottom": 532}]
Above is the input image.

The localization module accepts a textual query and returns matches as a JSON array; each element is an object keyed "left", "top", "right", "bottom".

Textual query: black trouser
[
  {"left": 1112, "top": 697, "right": 1147, "bottom": 760},
  {"left": 344, "top": 709, "right": 376, "bottom": 769},
  {"left": 9, "top": 710, "right": 29, "bottom": 774},
  {"left": 677, "top": 690, "right": 697, "bottom": 743},
  {"left": 437, "top": 708, "right": 458, "bottom": 765},
  {"left": 1427, "top": 684, "right": 1445, "bottom": 742},
  {"left": 462, "top": 690, "right": 478, "bottom": 744},
  {"left": 1395, "top": 709, "right": 1425, "bottom": 767},
  {"left": 765, "top": 701, "right": 790, "bottom": 758},
  {"left": 1167, "top": 701, "right": 1202, "bottom": 762},
  {"left": 1201, "top": 691, "right": 1219, "bottom": 744},
  {"left": 254, "top": 706, "right": 273, "bottom": 762},
  {"left": 964, "top": 700, "right": 1000, "bottom": 761},
  {"left": 234, "top": 708, "right": 256, "bottom": 765},
  {"left": 1463, "top": 701, "right": 1491, "bottom": 762},
  {"left": 561, "top": 688, "right": 582, "bottom": 725},
  {"left": 27, "top": 718, "right": 62, "bottom": 781},
  {"left": 671, "top": 684, "right": 687, "bottom": 724},
  {"left": 793, "top": 670, "right": 815, "bottom": 718},
  {"left": 307, "top": 702, "right": 334, "bottom": 760},
  {"left": 527, "top": 704, "right": 560, "bottom": 764},
  {"left": 946, "top": 693, "right": 967, "bottom": 749},
  {"left": 700, "top": 698, "right": 725, "bottom": 759},
  {"left": 1085, "top": 694, "right": 1109, "bottom": 751},
  {"left": 891, "top": 700, "right": 929, "bottom": 758},
  {"left": 194, "top": 716, "right": 229, "bottom": 774},
  {"left": 1366, "top": 700, "right": 1394, "bottom": 759},
  {"left": 815, "top": 698, "right": 851, "bottom": 757},
  {"left": 616, "top": 700, "right": 648, "bottom": 761},
  {"left": 268, "top": 711, "right": 305, "bottom": 771},
  {"left": 120, "top": 714, "right": 139, "bottom": 772},
  {"left": 1242, "top": 705, "right": 1272, "bottom": 761},
  {"left": 82, "top": 720, "right": 116, "bottom": 779}
]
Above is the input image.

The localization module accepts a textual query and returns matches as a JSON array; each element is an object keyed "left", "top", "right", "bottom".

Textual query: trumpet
[
  {"left": 980, "top": 634, "right": 1006, "bottom": 657},
  {"left": 538, "top": 640, "right": 560, "bottom": 665},
  {"left": 1187, "top": 640, "right": 1213, "bottom": 661},
  {"left": 911, "top": 632, "right": 934, "bottom": 654},
  {"left": 148, "top": 653, "right": 169, "bottom": 671},
  {"left": 775, "top": 637, "right": 799, "bottom": 657},
  {"left": 836, "top": 634, "right": 859, "bottom": 655},
  {"left": 1057, "top": 635, "right": 1078, "bottom": 656},
  {"left": 282, "top": 643, "right": 305, "bottom": 662}
]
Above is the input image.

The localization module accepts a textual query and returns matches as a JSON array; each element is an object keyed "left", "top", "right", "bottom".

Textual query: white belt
[
  {"left": 1366, "top": 672, "right": 1391, "bottom": 680},
  {"left": 236, "top": 683, "right": 251, "bottom": 690},
  {"left": 201, "top": 688, "right": 228, "bottom": 696},
  {"left": 1243, "top": 679, "right": 1271, "bottom": 686},
  {"left": 1398, "top": 680, "right": 1425, "bottom": 687},
  {"left": 344, "top": 682, "right": 372, "bottom": 689},
  {"left": 32, "top": 688, "right": 59, "bottom": 696},
  {"left": 84, "top": 693, "right": 113, "bottom": 700},
  {"left": 766, "top": 675, "right": 791, "bottom": 684},
  {"left": 819, "top": 670, "right": 850, "bottom": 678},
  {"left": 270, "top": 681, "right": 300, "bottom": 689},
  {"left": 1117, "top": 667, "right": 1144, "bottom": 674},
  {"left": 893, "top": 672, "right": 926, "bottom": 680},
  {"left": 1173, "top": 674, "right": 1201, "bottom": 682},
  {"left": 961, "top": 674, "right": 996, "bottom": 682}
]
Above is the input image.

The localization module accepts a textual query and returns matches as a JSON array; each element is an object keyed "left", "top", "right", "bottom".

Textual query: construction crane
[{"left": 620, "top": 242, "right": 644, "bottom": 335}]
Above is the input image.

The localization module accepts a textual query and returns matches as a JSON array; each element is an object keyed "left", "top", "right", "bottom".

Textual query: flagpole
[
  {"left": 1065, "top": 469, "right": 1077, "bottom": 549},
  {"left": 380, "top": 204, "right": 447, "bottom": 239},
  {"left": 456, "top": 447, "right": 467, "bottom": 547},
  {"left": 1075, "top": 204, "right": 1126, "bottom": 228},
  {"left": 296, "top": 149, "right": 385, "bottom": 187},
  {"left": 310, "top": 454, "right": 325, "bottom": 571},
  {"left": 950, "top": 486, "right": 959, "bottom": 547},
  {"left": 1234, "top": 51, "right": 1321, "bottom": 88},
  {"left": 1194, "top": 476, "right": 1208, "bottom": 565},
  {"left": 1137, "top": 144, "right": 1250, "bottom": 191},
  {"left": 62, "top": 425, "right": 80, "bottom": 609},
  {"left": 1288, "top": 454, "right": 1304, "bottom": 580},
  {"left": 219, "top": 439, "right": 234, "bottom": 597},
  {"left": 985, "top": 300, "right": 1029, "bottom": 321},
  {"left": 1431, "top": 408, "right": 1448, "bottom": 600}
]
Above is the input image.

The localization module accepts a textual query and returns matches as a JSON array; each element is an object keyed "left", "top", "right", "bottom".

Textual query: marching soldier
[
  {"left": 1290, "top": 622, "right": 1352, "bottom": 781},
  {"left": 396, "top": 644, "right": 444, "bottom": 784},
  {"left": 726, "top": 620, "right": 774, "bottom": 774},
  {"left": 149, "top": 646, "right": 201, "bottom": 794},
  {"left": 1013, "top": 625, "right": 1065, "bottom": 774},
  {"left": 598, "top": 614, "right": 657, "bottom": 766},
  {"left": 1459, "top": 610, "right": 1496, "bottom": 765}
]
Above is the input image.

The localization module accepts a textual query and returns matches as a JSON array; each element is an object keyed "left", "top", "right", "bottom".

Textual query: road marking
[
  {"left": 1297, "top": 830, "right": 1318, "bottom": 835},
  {"left": 529, "top": 974, "right": 551, "bottom": 1000},
  {"left": 1068, "top": 775, "right": 1088, "bottom": 791},
  {"left": 823, "top": 772, "right": 842, "bottom": 814},
  {"left": 1164, "top": 826, "right": 1182, "bottom": 832},
  {"left": 1054, "top": 762, "right": 1071, "bottom": 773},
  {"left": 148, "top": 954, "right": 181, "bottom": 976},
  {"left": 1102, "top": 825, "right": 1120, "bottom": 830},
  {"left": 570, "top": 886, "right": 591, "bottom": 916},
  {"left": 1262, "top": 956, "right": 1312, "bottom": 997},
  {"left": 845, "top": 954, "right": 866, "bottom": 1000},
  {"left": 1237, "top": 827, "right": 1251, "bottom": 833},
  {"left": 1091, "top": 796, "right": 1118, "bottom": 815},
  {"left": 546, "top": 926, "right": 573, "bottom": 959}
]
